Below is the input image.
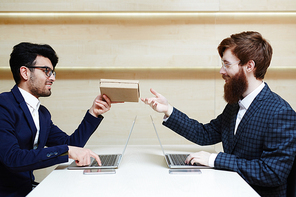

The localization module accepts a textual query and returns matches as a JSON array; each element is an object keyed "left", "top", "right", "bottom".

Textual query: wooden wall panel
[{"left": 1, "top": 0, "right": 296, "bottom": 11}]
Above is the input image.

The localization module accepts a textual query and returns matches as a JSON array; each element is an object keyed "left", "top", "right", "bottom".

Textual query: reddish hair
[{"left": 217, "top": 31, "right": 273, "bottom": 79}]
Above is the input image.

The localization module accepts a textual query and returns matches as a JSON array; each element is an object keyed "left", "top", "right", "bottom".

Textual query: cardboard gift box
[{"left": 99, "top": 79, "right": 140, "bottom": 102}]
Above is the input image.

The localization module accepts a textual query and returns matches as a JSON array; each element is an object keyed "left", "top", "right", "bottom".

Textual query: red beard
[{"left": 223, "top": 68, "right": 248, "bottom": 104}]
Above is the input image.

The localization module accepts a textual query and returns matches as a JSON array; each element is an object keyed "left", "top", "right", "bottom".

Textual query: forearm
[
  {"left": 1, "top": 145, "right": 69, "bottom": 172},
  {"left": 68, "top": 111, "right": 103, "bottom": 146},
  {"left": 163, "top": 108, "right": 222, "bottom": 145},
  {"left": 215, "top": 152, "right": 292, "bottom": 187},
  {"left": 47, "top": 111, "right": 103, "bottom": 147}
]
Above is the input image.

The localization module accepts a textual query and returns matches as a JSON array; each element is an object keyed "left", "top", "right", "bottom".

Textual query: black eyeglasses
[{"left": 25, "top": 66, "right": 56, "bottom": 78}]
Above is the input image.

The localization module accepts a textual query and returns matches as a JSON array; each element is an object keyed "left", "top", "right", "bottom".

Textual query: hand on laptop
[
  {"left": 141, "top": 88, "right": 173, "bottom": 117},
  {"left": 68, "top": 146, "right": 102, "bottom": 166},
  {"left": 185, "top": 151, "right": 211, "bottom": 167}
]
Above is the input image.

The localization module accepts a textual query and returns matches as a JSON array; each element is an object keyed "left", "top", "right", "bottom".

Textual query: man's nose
[
  {"left": 49, "top": 74, "right": 55, "bottom": 81},
  {"left": 220, "top": 66, "right": 226, "bottom": 75}
]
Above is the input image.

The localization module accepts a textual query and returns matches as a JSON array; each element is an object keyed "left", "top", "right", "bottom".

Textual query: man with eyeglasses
[
  {"left": 0, "top": 42, "right": 112, "bottom": 196},
  {"left": 141, "top": 31, "right": 296, "bottom": 197}
]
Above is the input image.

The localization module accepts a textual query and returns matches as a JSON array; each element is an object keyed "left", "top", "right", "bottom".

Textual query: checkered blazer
[{"left": 163, "top": 83, "right": 296, "bottom": 197}]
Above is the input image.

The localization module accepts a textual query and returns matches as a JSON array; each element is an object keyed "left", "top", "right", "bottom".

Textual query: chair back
[{"left": 287, "top": 157, "right": 296, "bottom": 197}]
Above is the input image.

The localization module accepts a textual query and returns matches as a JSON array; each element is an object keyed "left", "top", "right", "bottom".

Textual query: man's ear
[
  {"left": 246, "top": 60, "right": 255, "bottom": 72},
  {"left": 19, "top": 66, "right": 29, "bottom": 81}
]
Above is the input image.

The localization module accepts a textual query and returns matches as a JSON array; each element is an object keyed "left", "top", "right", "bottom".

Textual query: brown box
[{"left": 99, "top": 79, "right": 140, "bottom": 102}]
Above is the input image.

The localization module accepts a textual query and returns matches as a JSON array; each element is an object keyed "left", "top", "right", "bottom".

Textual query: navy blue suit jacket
[
  {"left": 0, "top": 85, "right": 103, "bottom": 196},
  {"left": 163, "top": 83, "right": 296, "bottom": 197}
]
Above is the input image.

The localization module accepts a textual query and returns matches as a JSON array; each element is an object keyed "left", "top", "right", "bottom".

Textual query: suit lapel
[
  {"left": 231, "top": 84, "right": 270, "bottom": 152},
  {"left": 231, "top": 100, "right": 262, "bottom": 151},
  {"left": 37, "top": 109, "right": 47, "bottom": 148},
  {"left": 12, "top": 86, "right": 37, "bottom": 143}
]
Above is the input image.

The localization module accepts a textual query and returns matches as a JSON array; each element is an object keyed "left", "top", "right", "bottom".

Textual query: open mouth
[{"left": 46, "top": 82, "right": 53, "bottom": 89}]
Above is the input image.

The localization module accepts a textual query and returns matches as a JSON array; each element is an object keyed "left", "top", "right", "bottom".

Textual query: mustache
[{"left": 222, "top": 75, "right": 229, "bottom": 81}]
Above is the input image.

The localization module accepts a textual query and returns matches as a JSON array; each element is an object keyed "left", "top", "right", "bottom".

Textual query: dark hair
[
  {"left": 9, "top": 42, "right": 59, "bottom": 84},
  {"left": 217, "top": 31, "right": 273, "bottom": 79}
]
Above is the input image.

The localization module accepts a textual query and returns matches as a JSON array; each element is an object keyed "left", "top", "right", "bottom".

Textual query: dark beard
[
  {"left": 29, "top": 74, "right": 52, "bottom": 98},
  {"left": 223, "top": 68, "right": 248, "bottom": 104}
]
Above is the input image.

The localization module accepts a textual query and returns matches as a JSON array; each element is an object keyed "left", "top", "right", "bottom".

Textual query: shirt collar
[
  {"left": 18, "top": 87, "right": 40, "bottom": 111},
  {"left": 238, "top": 82, "right": 265, "bottom": 110}
]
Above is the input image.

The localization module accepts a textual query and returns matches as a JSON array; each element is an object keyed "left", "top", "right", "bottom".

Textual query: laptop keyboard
[
  {"left": 170, "top": 154, "right": 189, "bottom": 165},
  {"left": 92, "top": 155, "right": 117, "bottom": 166}
]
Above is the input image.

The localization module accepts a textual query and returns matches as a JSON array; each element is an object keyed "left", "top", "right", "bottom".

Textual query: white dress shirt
[{"left": 18, "top": 87, "right": 40, "bottom": 149}]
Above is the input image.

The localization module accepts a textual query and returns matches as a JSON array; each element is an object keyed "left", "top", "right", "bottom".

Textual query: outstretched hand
[{"left": 141, "top": 88, "right": 173, "bottom": 117}]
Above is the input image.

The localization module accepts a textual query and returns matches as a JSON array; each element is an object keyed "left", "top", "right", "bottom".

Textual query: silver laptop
[
  {"left": 150, "top": 115, "right": 211, "bottom": 169},
  {"left": 67, "top": 116, "right": 136, "bottom": 170}
]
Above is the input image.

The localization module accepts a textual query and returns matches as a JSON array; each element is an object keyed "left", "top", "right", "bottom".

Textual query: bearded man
[{"left": 141, "top": 31, "right": 296, "bottom": 197}]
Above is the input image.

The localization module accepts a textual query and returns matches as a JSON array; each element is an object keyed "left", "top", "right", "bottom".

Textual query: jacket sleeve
[
  {"left": 163, "top": 107, "right": 223, "bottom": 145},
  {"left": 44, "top": 108, "right": 103, "bottom": 148}
]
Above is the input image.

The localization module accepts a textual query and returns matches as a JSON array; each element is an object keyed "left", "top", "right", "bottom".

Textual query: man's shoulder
[
  {"left": 256, "top": 88, "right": 296, "bottom": 117},
  {"left": 0, "top": 89, "right": 14, "bottom": 104},
  {"left": 258, "top": 83, "right": 291, "bottom": 107},
  {"left": 265, "top": 89, "right": 292, "bottom": 107},
  {"left": 0, "top": 86, "right": 23, "bottom": 112},
  {"left": 0, "top": 85, "right": 19, "bottom": 100}
]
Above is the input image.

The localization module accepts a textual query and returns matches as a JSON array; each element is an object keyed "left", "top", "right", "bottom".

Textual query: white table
[{"left": 27, "top": 145, "right": 259, "bottom": 197}]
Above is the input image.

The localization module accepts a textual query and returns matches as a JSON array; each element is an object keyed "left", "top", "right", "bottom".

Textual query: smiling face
[
  {"left": 220, "top": 48, "right": 248, "bottom": 104},
  {"left": 220, "top": 48, "right": 241, "bottom": 81},
  {"left": 26, "top": 55, "right": 55, "bottom": 98}
]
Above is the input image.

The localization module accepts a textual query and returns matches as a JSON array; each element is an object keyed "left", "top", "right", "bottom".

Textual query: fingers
[
  {"left": 185, "top": 154, "right": 200, "bottom": 165},
  {"left": 150, "top": 88, "right": 160, "bottom": 97},
  {"left": 141, "top": 97, "right": 156, "bottom": 105},
  {"left": 185, "top": 154, "right": 194, "bottom": 164},
  {"left": 90, "top": 151, "right": 102, "bottom": 166},
  {"left": 102, "top": 95, "right": 111, "bottom": 106},
  {"left": 102, "top": 94, "right": 124, "bottom": 104},
  {"left": 190, "top": 158, "right": 200, "bottom": 166},
  {"left": 185, "top": 151, "right": 210, "bottom": 166},
  {"left": 140, "top": 88, "right": 160, "bottom": 104},
  {"left": 75, "top": 156, "right": 91, "bottom": 166},
  {"left": 95, "top": 99, "right": 111, "bottom": 111},
  {"left": 89, "top": 95, "right": 112, "bottom": 117},
  {"left": 68, "top": 146, "right": 99, "bottom": 167}
]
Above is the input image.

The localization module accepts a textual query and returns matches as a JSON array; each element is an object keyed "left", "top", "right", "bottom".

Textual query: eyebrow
[{"left": 222, "top": 59, "right": 230, "bottom": 63}]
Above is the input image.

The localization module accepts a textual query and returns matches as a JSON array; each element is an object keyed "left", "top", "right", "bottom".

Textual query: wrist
[
  {"left": 89, "top": 108, "right": 100, "bottom": 118},
  {"left": 164, "top": 104, "right": 173, "bottom": 117},
  {"left": 209, "top": 153, "right": 218, "bottom": 167}
]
